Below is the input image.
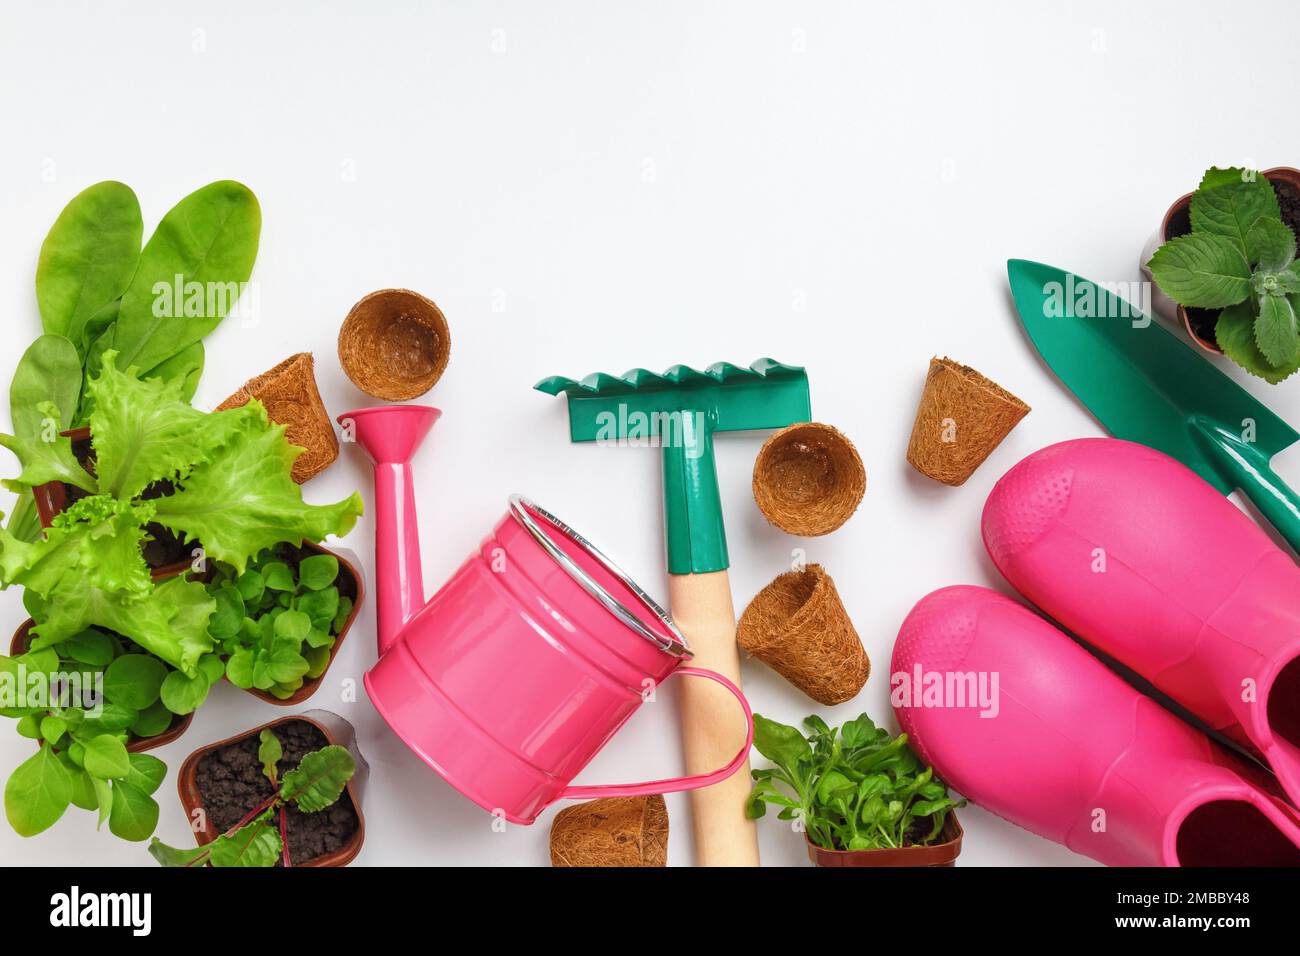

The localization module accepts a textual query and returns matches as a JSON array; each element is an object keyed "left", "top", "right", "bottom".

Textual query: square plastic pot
[
  {"left": 805, "top": 813, "right": 963, "bottom": 867},
  {"left": 175, "top": 710, "right": 368, "bottom": 867},
  {"left": 8, "top": 619, "right": 194, "bottom": 753}
]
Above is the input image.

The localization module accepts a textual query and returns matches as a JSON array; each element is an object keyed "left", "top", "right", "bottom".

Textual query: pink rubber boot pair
[{"left": 894, "top": 438, "right": 1300, "bottom": 866}]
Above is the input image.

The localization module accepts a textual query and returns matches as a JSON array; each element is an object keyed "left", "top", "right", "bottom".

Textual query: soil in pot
[{"left": 195, "top": 719, "right": 359, "bottom": 864}]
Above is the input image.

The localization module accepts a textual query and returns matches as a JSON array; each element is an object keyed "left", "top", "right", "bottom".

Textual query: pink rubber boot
[
  {"left": 893, "top": 586, "right": 1300, "bottom": 866},
  {"left": 983, "top": 438, "right": 1300, "bottom": 809}
]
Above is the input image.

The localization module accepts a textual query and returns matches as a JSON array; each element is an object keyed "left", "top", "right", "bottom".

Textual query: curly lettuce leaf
[
  {"left": 152, "top": 401, "right": 362, "bottom": 572},
  {"left": 87, "top": 351, "right": 244, "bottom": 499},
  {"left": 0, "top": 416, "right": 97, "bottom": 496},
  {"left": 0, "top": 496, "right": 213, "bottom": 675}
]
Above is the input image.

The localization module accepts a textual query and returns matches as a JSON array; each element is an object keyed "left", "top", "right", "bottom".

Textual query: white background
[{"left": 2, "top": 0, "right": 1298, "bottom": 867}]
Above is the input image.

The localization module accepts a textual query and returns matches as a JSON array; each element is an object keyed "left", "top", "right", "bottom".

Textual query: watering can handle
[{"left": 559, "top": 666, "right": 754, "bottom": 801}]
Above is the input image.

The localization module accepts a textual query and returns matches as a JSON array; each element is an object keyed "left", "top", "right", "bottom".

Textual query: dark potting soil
[
  {"left": 1167, "top": 176, "right": 1300, "bottom": 345},
  {"left": 195, "top": 720, "right": 359, "bottom": 865},
  {"left": 61, "top": 437, "right": 196, "bottom": 569}
]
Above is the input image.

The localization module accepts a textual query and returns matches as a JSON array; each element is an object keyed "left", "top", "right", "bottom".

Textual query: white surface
[{"left": 2, "top": 0, "right": 1298, "bottom": 867}]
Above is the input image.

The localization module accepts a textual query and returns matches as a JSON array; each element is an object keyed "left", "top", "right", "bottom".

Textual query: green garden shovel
[{"left": 1007, "top": 259, "right": 1300, "bottom": 552}]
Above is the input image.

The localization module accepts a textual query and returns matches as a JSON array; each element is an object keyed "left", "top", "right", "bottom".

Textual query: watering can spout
[{"left": 338, "top": 405, "right": 441, "bottom": 656}]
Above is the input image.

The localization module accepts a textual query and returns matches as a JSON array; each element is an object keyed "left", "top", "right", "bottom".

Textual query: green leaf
[
  {"left": 104, "top": 653, "right": 168, "bottom": 709},
  {"left": 208, "top": 585, "right": 245, "bottom": 640},
  {"left": 83, "top": 734, "right": 131, "bottom": 779},
  {"left": 750, "top": 713, "right": 811, "bottom": 774},
  {"left": 263, "top": 645, "right": 309, "bottom": 685},
  {"left": 298, "top": 554, "right": 338, "bottom": 591},
  {"left": 1246, "top": 217, "right": 1296, "bottom": 271},
  {"left": 145, "top": 341, "right": 205, "bottom": 403},
  {"left": 258, "top": 729, "right": 282, "bottom": 786},
  {"left": 9, "top": 335, "right": 82, "bottom": 440},
  {"left": 0, "top": 411, "right": 98, "bottom": 493},
  {"left": 17, "top": 714, "right": 41, "bottom": 739},
  {"left": 226, "top": 648, "right": 255, "bottom": 688},
  {"left": 262, "top": 561, "right": 294, "bottom": 591},
  {"left": 1148, "top": 232, "right": 1252, "bottom": 308},
  {"left": 273, "top": 609, "right": 311, "bottom": 646},
  {"left": 235, "top": 569, "right": 265, "bottom": 604},
  {"left": 86, "top": 352, "right": 247, "bottom": 499},
  {"left": 40, "top": 715, "right": 67, "bottom": 745},
  {"left": 299, "top": 588, "right": 339, "bottom": 631},
  {"left": 62, "top": 628, "right": 115, "bottom": 666},
  {"left": 207, "top": 819, "right": 281, "bottom": 867},
  {"left": 1218, "top": 300, "right": 1300, "bottom": 383},
  {"left": 151, "top": 402, "right": 364, "bottom": 573},
  {"left": 1190, "top": 175, "right": 1281, "bottom": 256},
  {"left": 29, "top": 573, "right": 215, "bottom": 678},
  {"left": 129, "top": 699, "right": 174, "bottom": 738},
  {"left": 92, "top": 776, "right": 113, "bottom": 828},
  {"left": 36, "top": 181, "right": 142, "bottom": 354},
  {"left": 107, "top": 781, "right": 159, "bottom": 841},
  {"left": 1256, "top": 295, "right": 1300, "bottom": 366},
  {"left": 148, "top": 837, "right": 209, "bottom": 867},
  {"left": 5, "top": 746, "right": 72, "bottom": 836},
  {"left": 159, "top": 668, "right": 211, "bottom": 715},
  {"left": 60, "top": 755, "right": 98, "bottom": 811},
  {"left": 125, "top": 753, "right": 166, "bottom": 795},
  {"left": 303, "top": 645, "right": 332, "bottom": 679},
  {"left": 81, "top": 702, "right": 138, "bottom": 735},
  {"left": 280, "top": 745, "right": 355, "bottom": 812},
  {"left": 112, "top": 180, "right": 261, "bottom": 374},
  {"left": 1199, "top": 166, "right": 1255, "bottom": 191}
]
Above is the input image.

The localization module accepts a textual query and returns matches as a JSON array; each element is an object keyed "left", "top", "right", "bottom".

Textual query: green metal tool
[
  {"left": 535, "top": 358, "right": 811, "bottom": 574},
  {"left": 1007, "top": 259, "right": 1300, "bottom": 552},
  {"left": 536, "top": 357, "right": 810, "bottom": 867}
]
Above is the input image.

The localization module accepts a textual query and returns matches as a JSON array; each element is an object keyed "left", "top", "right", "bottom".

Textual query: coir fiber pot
[
  {"left": 805, "top": 813, "right": 963, "bottom": 867},
  {"left": 175, "top": 710, "right": 368, "bottom": 867},
  {"left": 29, "top": 436, "right": 365, "bottom": 707},
  {"left": 1140, "top": 167, "right": 1300, "bottom": 352},
  {"left": 8, "top": 619, "right": 194, "bottom": 753},
  {"left": 338, "top": 289, "right": 451, "bottom": 401}
]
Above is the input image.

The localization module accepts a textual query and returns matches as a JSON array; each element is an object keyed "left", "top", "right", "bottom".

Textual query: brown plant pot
[
  {"left": 27, "top": 426, "right": 365, "bottom": 707},
  {"left": 8, "top": 619, "right": 194, "bottom": 753},
  {"left": 216, "top": 352, "right": 340, "bottom": 483},
  {"left": 752, "top": 422, "right": 865, "bottom": 537},
  {"left": 806, "top": 813, "right": 963, "bottom": 868},
  {"left": 175, "top": 711, "right": 368, "bottom": 867},
  {"left": 1144, "top": 167, "right": 1300, "bottom": 353},
  {"left": 338, "top": 288, "right": 451, "bottom": 401}
]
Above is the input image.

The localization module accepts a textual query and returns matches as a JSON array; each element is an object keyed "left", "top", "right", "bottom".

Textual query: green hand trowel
[
  {"left": 1007, "top": 259, "right": 1300, "bottom": 551},
  {"left": 536, "top": 359, "right": 811, "bottom": 866}
]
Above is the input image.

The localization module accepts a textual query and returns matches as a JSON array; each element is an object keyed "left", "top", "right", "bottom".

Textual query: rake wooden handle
[{"left": 669, "top": 570, "right": 761, "bottom": 867}]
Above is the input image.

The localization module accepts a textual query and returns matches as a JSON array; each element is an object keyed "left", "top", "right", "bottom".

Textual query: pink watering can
[{"left": 339, "top": 404, "right": 754, "bottom": 824}]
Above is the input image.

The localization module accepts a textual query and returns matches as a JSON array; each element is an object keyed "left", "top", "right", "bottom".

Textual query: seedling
[
  {"left": 746, "top": 712, "right": 963, "bottom": 852},
  {"left": 148, "top": 730, "right": 356, "bottom": 867}
]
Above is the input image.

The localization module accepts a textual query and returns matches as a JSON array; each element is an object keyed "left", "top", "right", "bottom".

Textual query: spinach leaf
[
  {"left": 36, "top": 181, "right": 142, "bottom": 355},
  {"left": 112, "top": 181, "right": 260, "bottom": 374},
  {"left": 4, "top": 746, "right": 72, "bottom": 836}
]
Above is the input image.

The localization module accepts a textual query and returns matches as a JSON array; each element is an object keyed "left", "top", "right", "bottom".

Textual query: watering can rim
[{"left": 508, "top": 494, "right": 692, "bottom": 660}]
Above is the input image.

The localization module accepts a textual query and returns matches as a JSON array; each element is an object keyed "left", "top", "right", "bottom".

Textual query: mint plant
[
  {"left": 746, "top": 712, "right": 962, "bottom": 852},
  {"left": 1147, "top": 167, "right": 1300, "bottom": 382},
  {"left": 148, "top": 731, "right": 356, "bottom": 867}
]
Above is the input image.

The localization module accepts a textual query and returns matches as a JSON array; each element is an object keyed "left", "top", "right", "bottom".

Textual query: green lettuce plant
[
  {"left": 746, "top": 712, "right": 962, "bottom": 852},
  {"left": 0, "top": 352, "right": 362, "bottom": 675},
  {"left": 1147, "top": 167, "right": 1300, "bottom": 382},
  {"left": 148, "top": 730, "right": 355, "bottom": 867}
]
